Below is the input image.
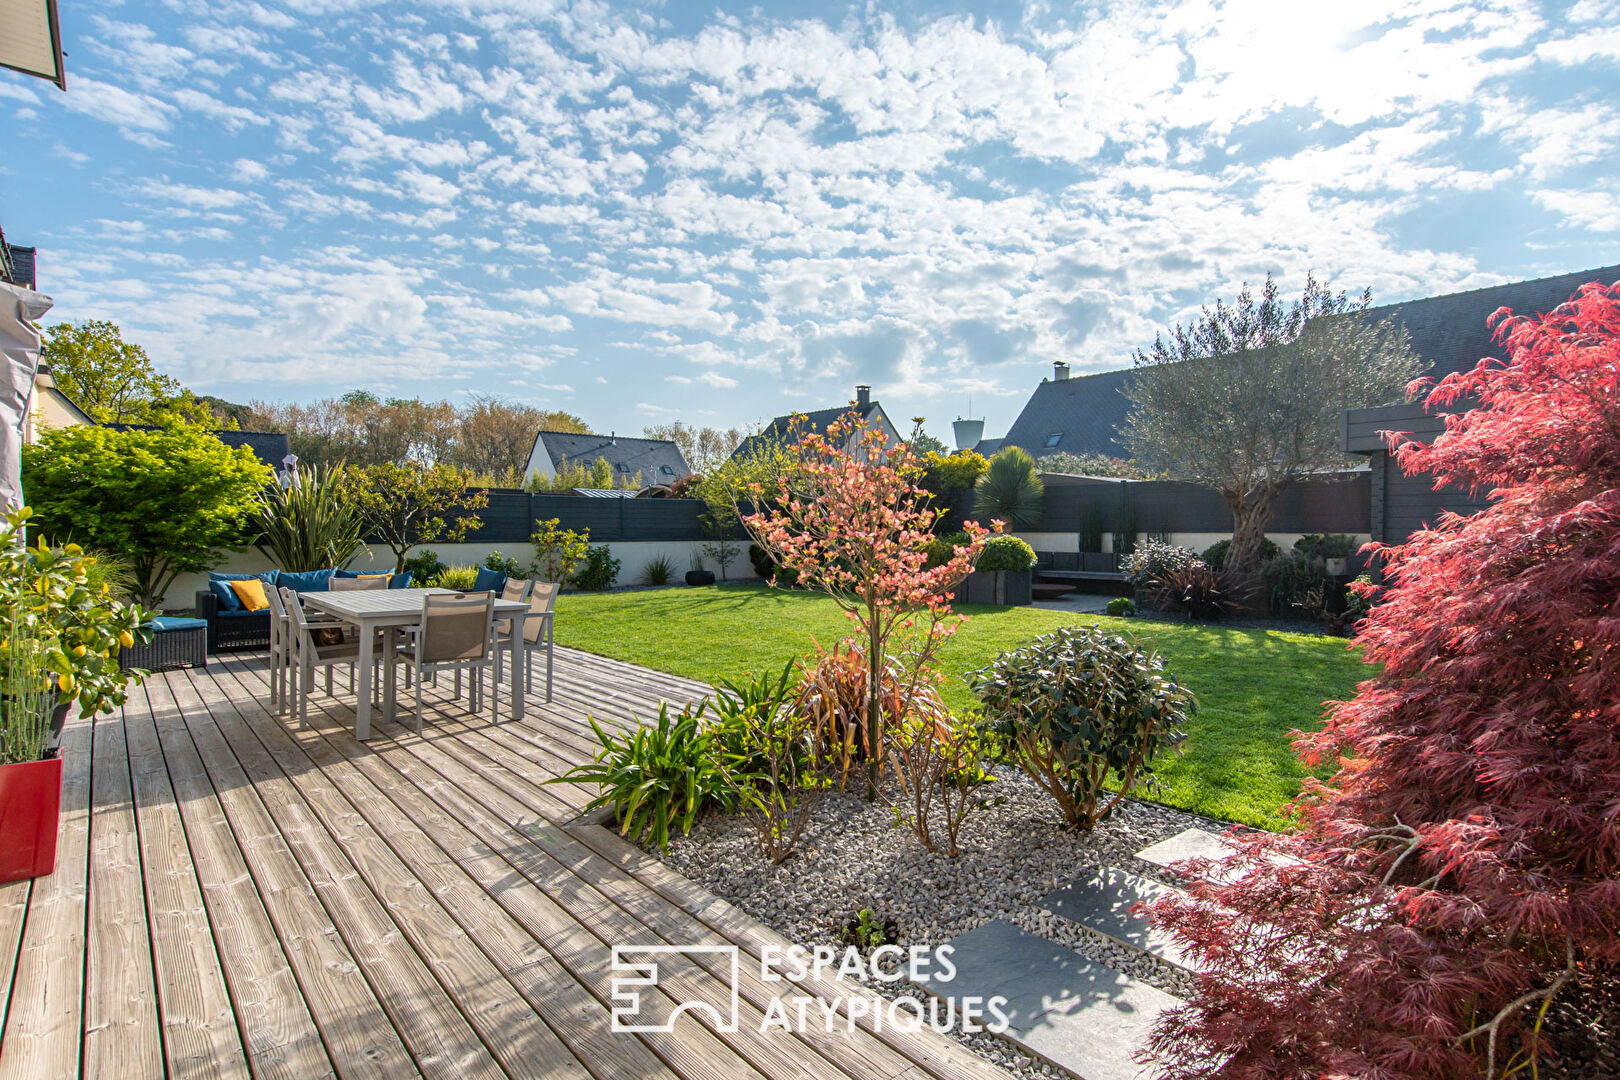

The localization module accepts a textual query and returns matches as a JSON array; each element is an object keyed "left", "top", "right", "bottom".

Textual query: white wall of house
[{"left": 164, "top": 539, "right": 760, "bottom": 610}]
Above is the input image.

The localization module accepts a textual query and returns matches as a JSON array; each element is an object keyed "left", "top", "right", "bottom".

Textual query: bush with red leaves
[{"left": 1144, "top": 281, "right": 1620, "bottom": 1080}]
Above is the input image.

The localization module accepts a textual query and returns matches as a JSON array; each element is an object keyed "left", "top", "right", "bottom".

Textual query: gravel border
[{"left": 651, "top": 768, "right": 1229, "bottom": 1078}]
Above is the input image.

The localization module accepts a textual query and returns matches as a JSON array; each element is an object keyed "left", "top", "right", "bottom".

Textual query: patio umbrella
[{"left": 0, "top": 279, "right": 54, "bottom": 511}]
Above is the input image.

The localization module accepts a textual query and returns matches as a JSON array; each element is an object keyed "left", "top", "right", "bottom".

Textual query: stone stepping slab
[
  {"left": 1040, "top": 868, "right": 1200, "bottom": 972},
  {"left": 914, "top": 919, "right": 1180, "bottom": 1080},
  {"left": 1135, "top": 828, "right": 1300, "bottom": 886}
]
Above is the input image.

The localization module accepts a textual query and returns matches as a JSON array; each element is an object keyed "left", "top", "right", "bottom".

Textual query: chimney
[
  {"left": 1053, "top": 361, "right": 1070, "bottom": 381},
  {"left": 855, "top": 384, "right": 871, "bottom": 408}
]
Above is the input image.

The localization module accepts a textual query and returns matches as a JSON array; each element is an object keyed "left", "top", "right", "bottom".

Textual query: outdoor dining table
[{"left": 301, "top": 586, "right": 532, "bottom": 741}]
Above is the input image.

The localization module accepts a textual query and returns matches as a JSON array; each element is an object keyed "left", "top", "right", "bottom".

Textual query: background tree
[
  {"left": 21, "top": 424, "right": 272, "bottom": 606},
  {"left": 642, "top": 421, "right": 747, "bottom": 473},
  {"left": 1035, "top": 451, "right": 1152, "bottom": 479},
  {"left": 339, "top": 462, "right": 489, "bottom": 572},
  {"left": 905, "top": 417, "right": 949, "bottom": 457},
  {"left": 973, "top": 446, "right": 1044, "bottom": 528},
  {"left": 1146, "top": 282, "right": 1620, "bottom": 1080},
  {"left": 1123, "top": 274, "right": 1420, "bottom": 579},
  {"left": 455, "top": 395, "right": 550, "bottom": 482},
  {"left": 918, "top": 448, "right": 988, "bottom": 532},
  {"left": 42, "top": 320, "right": 219, "bottom": 425}
]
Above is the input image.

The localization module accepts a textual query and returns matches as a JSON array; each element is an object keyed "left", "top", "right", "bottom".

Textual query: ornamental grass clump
[
  {"left": 971, "top": 626, "right": 1195, "bottom": 829},
  {"left": 1145, "top": 281, "right": 1620, "bottom": 1080}
]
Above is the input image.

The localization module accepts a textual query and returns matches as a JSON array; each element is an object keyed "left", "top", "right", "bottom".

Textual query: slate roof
[
  {"left": 1361, "top": 262, "right": 1620, "bottom": 382},
  {"left": 533, "top": 430, "right": 690, "bottom": 481},
  {"left": 998, "top": 368, "right": 1136, "bottom": 460},
  {"left": 995, "top": 262, "right": 1620, "bottom": 461},
  {"left": 106, "top": 424, "right": 292, "bottom": 468},
  {"left": 730, "top": 401, "right": 883, "bottom": 461},
  {"left": 3, "top": 244, "right": 36, "bottom": 290}
]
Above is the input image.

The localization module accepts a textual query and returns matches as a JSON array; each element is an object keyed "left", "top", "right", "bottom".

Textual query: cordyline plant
[
  {"left": 743, "top": 414, "right": 992, "bottom": 798},
  {"left": 1144, "top": 281, "right": 1620, "bottom": 1080}
]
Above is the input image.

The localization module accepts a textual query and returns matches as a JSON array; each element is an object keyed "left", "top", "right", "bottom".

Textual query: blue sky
[{"left": 2, "top": 0, "right": 1617, "bottom": 443}]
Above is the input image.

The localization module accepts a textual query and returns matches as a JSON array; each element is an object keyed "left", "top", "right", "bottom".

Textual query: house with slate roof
[
  {"left": 1341, "top": 262, "right": 1620, "bottom": 543},
  {"left": 730, "top": 384, "right": 902, "bottom": 461},
  {"left": 524, "top": 430, "right": 691, "bottom": 488},
  {"left": 988, "top": 361, "right": 1134, "bottom": 460}
]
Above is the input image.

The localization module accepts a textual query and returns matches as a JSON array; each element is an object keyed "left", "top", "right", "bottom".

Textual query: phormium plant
[
  {"left": 972, "top": 626, "right": 1195, "bottom": 829},
  {"left": 1145, "top": 280, "right": 1620, "bottom": 1080}
]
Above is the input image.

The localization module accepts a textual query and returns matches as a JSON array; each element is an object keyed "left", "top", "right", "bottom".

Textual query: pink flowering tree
[{"left": 743, "top": 414, "right": 993, "bottom": 797}]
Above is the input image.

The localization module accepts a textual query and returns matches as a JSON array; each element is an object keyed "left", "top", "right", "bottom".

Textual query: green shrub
[
  {"left": 571, "top": 545, "right": 621, "bottom": 591},
  {"left": 924, "top": 531, "right": 969, "bottom": 569},
  {"left": 552, "top": 703, "right": 736, "bottom": 850},
  {"left": 639, "top": 554, "right": 676, "bottom": 587},
  {"left": 971, "top": 626, "right": 1195, "bottom": 829},
  {"left": 1201, "top": 537, "right": 1281, "bottom": 570},
  {"left": 1120, "top": 538, "right": 1197, "bottom": 586},
  {"left": 1106, "top": 596, "right": 1136, "bottom": 617},
  {"left": 431, "top": 565, "right": 479, "bottom": 590},
  {"left": 482, "top": 550, "right": 525, "bottom": 576},
  {"left": 1293, "top": 533, "right": 1357, "bottom": 560},
  {"left": 709, "top": 660, "right": 822, "bottom": 863},
  {"left": 975, "top": 535, "right": 1036, "bottom": 572},
  {"left": 1261, "top": 550, "right": 1327, "bottom": 614},
  {"left": 403, "top": 547, "right": 446, "bottom": 584},
  {"left": 747, "top": 542, "right": 799, "bottom": 586},
  {"left": 529, "top": 518, "right": 590, "bottom": 583}
]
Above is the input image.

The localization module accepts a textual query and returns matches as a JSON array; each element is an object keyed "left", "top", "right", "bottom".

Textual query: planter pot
[
  {"left": 0, "top": 755, "right": 63, "bottom": 883},
  {"left": 960, "top": 569, "right": 1033, "bottom": 607},
  {"left": 685, "top": 570, "right": 716, "bottom": 587}
]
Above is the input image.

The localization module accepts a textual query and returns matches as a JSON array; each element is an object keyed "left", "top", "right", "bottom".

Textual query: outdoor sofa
[{"left": 196, "top": 567, "right": 427, "bottom": 653}]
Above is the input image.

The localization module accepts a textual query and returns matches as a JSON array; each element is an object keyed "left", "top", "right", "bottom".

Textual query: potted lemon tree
[{"left": 0, "top": 508, "right": 148, "bottom": 883}]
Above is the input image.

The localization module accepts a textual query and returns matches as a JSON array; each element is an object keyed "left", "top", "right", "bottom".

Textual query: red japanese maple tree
[{"left": 1145, "top": 281, "right": 1620, "bottom": 1080}]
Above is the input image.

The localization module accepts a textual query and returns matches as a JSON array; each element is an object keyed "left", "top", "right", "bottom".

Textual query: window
[
  {"left": 660, "top": 465, "right": 675, "bottom": 475},
  {"left": 1045, "top": 432, "right": 1063, "bottom": 448}
]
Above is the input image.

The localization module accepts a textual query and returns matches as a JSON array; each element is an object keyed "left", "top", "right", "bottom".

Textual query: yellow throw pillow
[
  {"left": 358, "top": 573, "right": 391, "bottom": 581},
  {"left": 228, "top": 578, "right": 271, "bottom": 612}
]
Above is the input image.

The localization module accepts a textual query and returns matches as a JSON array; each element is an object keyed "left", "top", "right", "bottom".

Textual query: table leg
[
  {"left": 383, "top": 627, "right": 398, "bottom": 726},
  {"left": 509, "top": 623, "right": 525, "bottom": 723},
  {"left": 355, "top": 619, "right": 374, "bottom": 741}
]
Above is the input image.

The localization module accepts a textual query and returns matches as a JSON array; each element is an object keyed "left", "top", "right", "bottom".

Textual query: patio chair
[
  {"left": 501, "top": 578, "right": 534, "bottom": 603},
  {"left": 394, "top": 592, "right": 498, "bottom": 735},
  {"left": 495, "top": 581, "right": 558, "bottom": 703},
  {"left": 280, "top": 586, "right": 366, "bottom": 728},
  {"left": 331, "top": 575, "right": 390, "bottom": 592},
  {"left": 266, "top": 583, "right": 345, "bottom": 716}
]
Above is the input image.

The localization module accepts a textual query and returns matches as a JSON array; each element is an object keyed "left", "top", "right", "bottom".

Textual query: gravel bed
[{"left": 653, "top": 767, "right": 1226, "bottom": 1077}]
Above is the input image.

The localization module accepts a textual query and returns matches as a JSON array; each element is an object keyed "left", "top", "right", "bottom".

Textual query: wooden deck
[{"left": 0, "top": 647, "right": 1007, "bottom": 1080}]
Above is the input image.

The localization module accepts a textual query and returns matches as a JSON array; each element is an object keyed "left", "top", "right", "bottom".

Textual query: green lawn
[{"left": 553, "top": 584, "right": 1367, "bottom": 830}]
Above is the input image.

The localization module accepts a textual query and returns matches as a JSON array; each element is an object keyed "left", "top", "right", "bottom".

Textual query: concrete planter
[{"left": 960, "top": 569, "right": 1032, "bottom": 607}]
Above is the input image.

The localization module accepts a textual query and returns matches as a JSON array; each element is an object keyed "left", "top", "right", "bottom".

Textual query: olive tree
[{"left": 1122, "top": 274, "right": 1420, "bottom": 578}]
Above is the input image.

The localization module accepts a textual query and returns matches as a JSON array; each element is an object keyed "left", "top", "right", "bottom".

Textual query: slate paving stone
[
  {"left": 1133, "top": 828, "right": 1236, "bottom": 876},
  {"left": 915, "top": 920, "right": 1180, "bottom": 1080},
  {"left": 1041, "top": 868, "right": 1200, "bottom": 972}
]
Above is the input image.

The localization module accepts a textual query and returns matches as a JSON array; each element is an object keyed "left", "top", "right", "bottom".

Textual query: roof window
[{"left": 1044, "top": 432, "right": 1062, "bottom": 448}]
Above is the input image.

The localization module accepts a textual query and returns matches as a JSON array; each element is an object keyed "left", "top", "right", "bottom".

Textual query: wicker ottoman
[{"left": 121, "top": 616, "right": 208, "bottom": 673}]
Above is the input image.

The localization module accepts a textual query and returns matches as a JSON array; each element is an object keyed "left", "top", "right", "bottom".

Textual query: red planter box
[{"left": 0, "top": 757, "right": 63, "bottom": 883}]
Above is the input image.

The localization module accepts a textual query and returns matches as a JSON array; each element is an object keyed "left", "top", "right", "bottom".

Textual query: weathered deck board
[
  {"left": 83, "top": 707, "right": 162, "bottom": 1079},
  {"left": 0, "top": 646, "right": 1008, "bottom": 1080}
]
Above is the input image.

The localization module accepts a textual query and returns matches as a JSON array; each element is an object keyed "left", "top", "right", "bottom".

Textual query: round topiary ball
[{"left": 976, "top": 535, "right": 1037, "bottom": 572}]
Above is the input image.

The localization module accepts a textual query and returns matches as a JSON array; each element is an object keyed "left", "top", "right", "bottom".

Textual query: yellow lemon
[
  {"left": 57, "top": 672, "right": 75, "bottom": 693},
  {"left": 118, "top": 631, "right": 134, "bottom": 648}
]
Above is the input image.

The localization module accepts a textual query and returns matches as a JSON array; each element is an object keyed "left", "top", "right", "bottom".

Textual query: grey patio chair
[
  {"left": 266, "top": 582, "right": 345, "bottom": 716},
  {"left": 495, "top": 580, "right": 558, "bottom": 703},
  {"left": 280, "top": 586, "right": 366, "bottom": 728},
  {"left": 331, "top": 575, "right": 389, "bottom": 591},
  {"left": 501, "top": 578, "right": 533, "bottom": 603},
  {"left": 395, "top": 592, "right": 498, "bottom": 734}
]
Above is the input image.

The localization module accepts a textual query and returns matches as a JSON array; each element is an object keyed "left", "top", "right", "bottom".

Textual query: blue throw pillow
[
  {"left": 207, "top": 579, "right": 242, "bottom": 612},
  {"left": 277, "top": 568, "right": 334, "bottom": 593},
  {"left": 388, "top": 572, "right": 413, "bottom": 589},
  {"left": 472, "top": 567, "right": 506, "bottom": 594}
]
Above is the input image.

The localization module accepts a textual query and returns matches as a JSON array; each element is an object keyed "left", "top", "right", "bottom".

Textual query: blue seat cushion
[
  {"left": 218, "top": 609, "right": 266, "bottom": 618},
  {"left": 472, "top": 567, "right": 506, "bottom": 593},
  {"left": 207, "top": 579, "right": 242, "bottom": 611},
  {"left": 152, "top": 616, "right": 207, "bottom": 631},
  {"left": 277, "top": 568, "right": 334, "bottom": 593}
]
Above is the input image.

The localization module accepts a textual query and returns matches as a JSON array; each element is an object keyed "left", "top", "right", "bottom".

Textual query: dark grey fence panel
[{"left": 1035, "top": 474, "right": 1370, "bottom": 536}]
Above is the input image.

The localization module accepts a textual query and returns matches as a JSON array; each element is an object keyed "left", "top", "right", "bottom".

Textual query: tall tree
[
  {"left": 1145, "top": 281, "right": 1620, "bottom": 1080},
  {"left": 642, "top": 421, "right": 746, "bottom": 473},
  {"left": 22, "top": 423, "right": 272, "bottom": 606},
  {"left": 42, "top": 320, "right": 217, "bottom": 425},
  {"left": 1122, "top": 274, "right": 1420, "bottom": 578},
  {"left": 339, "top": 462, "right": 489, "bottom": 572}
]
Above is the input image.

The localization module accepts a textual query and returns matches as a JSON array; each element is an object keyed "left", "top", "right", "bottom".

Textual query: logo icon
[{"left": 610, "top": 945, "right": 741, "bottom": 1033}]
